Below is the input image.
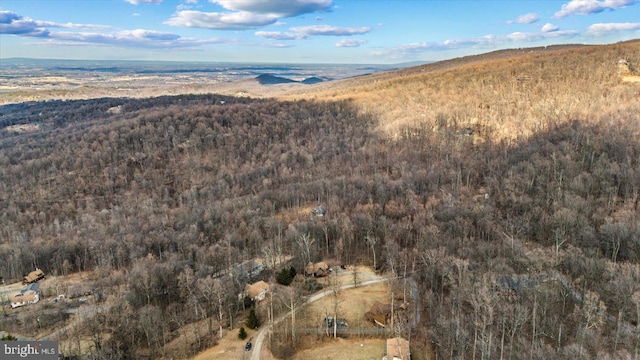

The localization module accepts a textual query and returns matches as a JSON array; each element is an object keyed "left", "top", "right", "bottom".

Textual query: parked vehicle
[{"left": 324, "top": 316, "right": 348, "bottom": 328}]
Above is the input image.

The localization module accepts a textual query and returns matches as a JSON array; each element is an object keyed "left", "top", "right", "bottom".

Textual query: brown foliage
[{"left": 1, "top": 41, "right": 639, "bottom": 359}]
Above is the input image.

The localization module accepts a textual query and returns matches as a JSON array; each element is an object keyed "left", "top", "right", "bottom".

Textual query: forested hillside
[{"left": 1, "top": 40, "right": 639, "bottom": 360}]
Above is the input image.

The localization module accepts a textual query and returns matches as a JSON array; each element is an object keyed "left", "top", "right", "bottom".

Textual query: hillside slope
[{"left": 288, "top": 40, "right": 640, "bottom": 141}]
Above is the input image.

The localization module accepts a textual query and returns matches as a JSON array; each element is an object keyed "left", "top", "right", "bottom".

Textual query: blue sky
[{"left": 1, "top": 0, "right": 639, "bottom": 63}]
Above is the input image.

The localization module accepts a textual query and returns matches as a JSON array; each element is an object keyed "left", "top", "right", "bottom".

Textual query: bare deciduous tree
[
  {"left": 295, "top": 233, "right": 315, "bottom": 268},
  {"left": 365, "top": 232, "right": 378, "bottom": 270}
]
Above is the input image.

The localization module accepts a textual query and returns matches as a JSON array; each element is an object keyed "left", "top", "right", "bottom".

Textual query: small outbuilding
[
  {"left": 365, "top": 301, "right": 408, "bottom": 327},
  {"left": 311, "top": 205, "right": 327, "bottom": 217}
]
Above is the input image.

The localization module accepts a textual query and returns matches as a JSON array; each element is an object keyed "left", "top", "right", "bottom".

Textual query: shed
[
  {"left": 365, "top": 301, "right": 408, "bottom": 326},
  {"left": 311, "top": 205, "right": 326, "bottom": 217}
]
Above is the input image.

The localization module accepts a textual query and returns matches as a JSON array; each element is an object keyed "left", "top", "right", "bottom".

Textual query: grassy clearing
[
  {"left": 190, "top": 325, "right": 257, "bottom": 360},
  {"left": 301, "top": 281, "right": 390, "bottom": 331},
  {"left": 292, "top": 337, "right": 386, "bottom": 360}
]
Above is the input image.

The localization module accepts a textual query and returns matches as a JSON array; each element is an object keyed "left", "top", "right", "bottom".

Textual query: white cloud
[
  {"left": 254, "top": 30, "right": 302, "bottom": 40},
  {"left": 392, "top": 35, "right": 500, "bottom": 53},
  {"left": 336, "top": 38, "right": 366, "bottom": 48},
  {"left": 0, "top": 10, "right": 224, "bottom": 49},
  {"left": 210, "top": 0, "right": 332, "bottom": 17},
  {"left": 555, "top": 0, "right": 638, "bottom": 18},
  {"left": 0, "top": 10, "right": 110, "bottom": 37},
  {"left": 48, "top": 30, "right": 224, "bottom": 48},
  {"left": 254, "top": 24, "right": 371, "bottom": 42},
  {"left": 166, "top": 0, "right": 333, "bottom": 30},
  {"left": 123, "top": 0, "right": 163, "bottom": 4},
  {"left": 290, "top": 24, "right": 371, "bottom": 36},
  {"left": 381, "top": 29, "right": 580, "bottom": 59},
  {"left": 541, "top": 23, "right": 559, "bottom": 32},
  {"left": 259, "top": 42, "right": 296, "bottom": 48},
  {"left": 508, "top": 12, "right": 539, "bottom": 24},
  {"left": 37, "top": 21, "right": 111, "bottom": 30},
  {"left": 120, "top": 29, "right": 180, "bottom": 41},
  {"left": 0, "top": 11, "right": 49, "bottom": 36},
  {"left": 165, "top": 10, "right": 279, "bottom": 30},
  {"left": 506, "top": 29, "right": 578, "bottom": 41},
  {"left": 586, "top": 22, "right": 640, "bottom": 35}
]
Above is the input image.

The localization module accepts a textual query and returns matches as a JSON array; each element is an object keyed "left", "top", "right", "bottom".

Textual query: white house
[{"left": 10, "top": 290, "right": 39, "bottom": 309}]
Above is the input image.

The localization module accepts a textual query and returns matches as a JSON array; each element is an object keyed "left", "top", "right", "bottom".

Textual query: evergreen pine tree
[
  {"left": 238, "top": 326, "right": 248, "bottom": 340},
  {"left": 247, "top": 307, "right": 260, "bottom": 329},
  {"left": 277, "top": 266, "right": 298, "bottom": 286}
]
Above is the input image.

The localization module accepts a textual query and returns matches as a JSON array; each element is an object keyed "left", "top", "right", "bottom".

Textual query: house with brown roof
[
  {"left": 23, "top": 268, "right": 45, "bottom": 285},
  {"left": 10, "top": 290, "right": 39, "bottom": 309},
  {"left": 245, "top": 280, "right": 269, "bottom": 302},
  {"left": 304, "top": 261, "right": 330, "bottom": 277},
  {"left": 383, "top": 337, "right": 410, "bottom": 360}
]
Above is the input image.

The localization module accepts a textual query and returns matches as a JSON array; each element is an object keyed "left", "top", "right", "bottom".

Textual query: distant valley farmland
[{"left": 0, "top": 59, "right": 400, "bottom": 105}]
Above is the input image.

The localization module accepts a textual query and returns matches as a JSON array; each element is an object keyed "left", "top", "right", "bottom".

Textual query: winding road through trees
[{"left": 250, "top": 274, "right": 416, "bottom": 360}]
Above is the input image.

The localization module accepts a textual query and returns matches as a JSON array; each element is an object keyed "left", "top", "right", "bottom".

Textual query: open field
[
  {"left": 191, "top": 325, "right": 257, "bottom": 360},
  {"left": 301, "top": 281, "right": 390, "bottom": 331},
  {"left": 292, "top": 337, "right": 386, "bottom": 360},
  {"left": 0, "top": 281, "right": 24, "bottom": 300}
]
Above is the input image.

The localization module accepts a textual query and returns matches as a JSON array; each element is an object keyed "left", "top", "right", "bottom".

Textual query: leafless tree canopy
[{"left": 1, "top": 41, "right": 640, "bottom": 359}]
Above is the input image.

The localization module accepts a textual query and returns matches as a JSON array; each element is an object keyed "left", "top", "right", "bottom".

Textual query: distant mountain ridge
[
  {"left": 301, "top": 76, "right": 324, "bottom": 85},
  {"left": 255, "top": 73, "right": 325, "bottom": 85}
]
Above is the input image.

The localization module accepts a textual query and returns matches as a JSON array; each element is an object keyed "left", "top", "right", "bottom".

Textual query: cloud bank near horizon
[{"left": 377, "top": 28, "right": 582, "bottom": 59}]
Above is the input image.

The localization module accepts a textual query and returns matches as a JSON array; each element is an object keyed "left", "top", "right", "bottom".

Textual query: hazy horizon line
[{"left": 0, "top": 56, "right": 432, "bottom": 67}]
